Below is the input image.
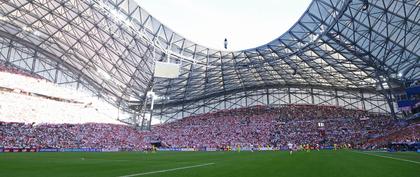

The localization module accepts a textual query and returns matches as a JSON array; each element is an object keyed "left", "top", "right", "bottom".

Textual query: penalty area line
[
  {"left": 118, "top": 162, "right": 215, "bottom": 177},
  {"left": 353, "top": 151, "right": 420, "bottom": 165}
]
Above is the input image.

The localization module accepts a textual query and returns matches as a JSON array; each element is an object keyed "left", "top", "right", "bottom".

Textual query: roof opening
[{"left": 138, "top": 0, "right": 312, "bottom": 50}]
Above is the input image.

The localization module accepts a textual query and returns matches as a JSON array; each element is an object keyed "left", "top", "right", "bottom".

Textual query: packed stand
[
  {"left": 1, "top": 104, "right": 414, "bottom": 151},
  {"left": 271, "top": 105, "right": 400, "bottom": 149},
  {"left": 0, "top": 67, "right": 89, "bottom": 101},
  {"left": 363, "top": 123, "right": 420, "bottom": 150},
  {"left": 0, "top": 122, "right": 149, "bottom": 150},
  {"left": 0, "top": 89, "right": 122, "bottom": 124},
  {"left": 0, "top": 65, "right": 128, "bottom": 124},
  {"left": 0, "top": 63, "right": 43, "bottom": 80},
  {"left": 152, "top": 105, "right": 402, "bottom": 149},
  {"left": 152, "top": 106, "right": 279, "bottom": 149}
]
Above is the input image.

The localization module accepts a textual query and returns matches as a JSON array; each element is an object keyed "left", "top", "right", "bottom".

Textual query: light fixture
[
  {"left": 22, "top": 26, "right": 32, "bottom": 32},
  {"left": 33, "top": 30, "right": 41, "bottom": 36},
  {"left": 0, "top": 15, "right": 7, "bottom": 21},
  {"left": 96, "top": 68, "right": 111, "bottom": 80},
  {"left": 362, "top": 0, "right": 369, "bottom": 11}
]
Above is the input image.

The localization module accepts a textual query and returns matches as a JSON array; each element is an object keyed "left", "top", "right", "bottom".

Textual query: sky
[{"left": 137, "top": 0, "right": 312, "bottom": 51}]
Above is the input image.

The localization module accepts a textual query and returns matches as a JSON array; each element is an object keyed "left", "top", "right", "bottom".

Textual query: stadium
[{"left": 0, "top": 0, "right": 419, "bottom": 176}]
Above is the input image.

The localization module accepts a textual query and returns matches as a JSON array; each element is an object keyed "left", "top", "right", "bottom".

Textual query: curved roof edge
[{"left": 120, "top": 0, "right": 350, "bottom": 61}]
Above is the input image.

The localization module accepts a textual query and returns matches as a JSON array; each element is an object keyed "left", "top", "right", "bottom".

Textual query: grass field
[{"left": 0, "top": 150, "right": 419, "bottom": 177}]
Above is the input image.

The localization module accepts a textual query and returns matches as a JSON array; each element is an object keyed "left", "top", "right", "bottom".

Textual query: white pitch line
[
  {"left": 118, "top": 163, "right": 215, "bottom": 177},
  {"left": 353, "top": 151, "right": 420, "bottom": 165}
]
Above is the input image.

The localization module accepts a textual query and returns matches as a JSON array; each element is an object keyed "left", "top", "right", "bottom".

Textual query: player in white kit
[{"left": 288, "top": 143, "right": 294, "bottom": 155}]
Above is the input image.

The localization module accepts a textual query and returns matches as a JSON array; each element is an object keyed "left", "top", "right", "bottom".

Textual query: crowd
[
  {"left": 0, "top": 89, "right": 121, "bottom": 124},
  {"left": 272, "top": 118, "right": 398, "bottom": 148},
  {"left": 277, "top": 104, "right": 371, "bottom": 120},
  {"left": 152, "top": 106, "right": 279, "bottom": 148},
  {"left": 363, "top": 123, "right": 420, "bottom": 149},
  {"left": 271, "top": 105, "right": 400, "bottom": 149},
  {"left": 0, "top": 64, "right": 43, "bottom": 80},
  {"left": 0, "top": 64, "right": 127, "bottom": 124},
  {"left": 0, "top": 122, "right": 148, "bottom": 150},
  {"left": 0, "top": 66, "right": 87, "bottom": 101},
  {"left": 1, "top": 104, "right": 417, "bottom": 151},
  {"left": 1, "top": 63, "right": 416, "bottom": 151},
  {"left": 152, "top": 105, "right": 402, "bottom": 149}
]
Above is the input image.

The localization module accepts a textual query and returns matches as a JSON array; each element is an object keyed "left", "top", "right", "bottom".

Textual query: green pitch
[{"left": 0, "top": 150, "right": 419, "bottom": 177}]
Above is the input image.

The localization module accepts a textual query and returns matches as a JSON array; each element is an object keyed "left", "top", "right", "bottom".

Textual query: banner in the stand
[
  {"left": 259, "top": 147, "right": 275, "bottom": 151},
  {"left": 205, "top": 148, "right": 217, "bottom": 152},
  {"left": 157, "top": 147, "right": 279, "bottom": 151},
  {"left": 2, "top": 148, "right": 37, "bottom": 152},
  {"left": 157, "top": 148, "right": 182, "bottom": 151},
  {"left": 59, "top": 148, "right": 101, "bottom": 152},
  {"left": 157, "top": 148, "right": 196, "bottom": 152},
  {"left": 38, "top": 148, "right": 59, "bottom": 152},
  {"left": 322, "top": 146, "right": 334, "bottom": 150},
  {"left": 101, "top": 148, "right": 119, "bottom": 152},
  {"left": 22, "top": 148, "right": 37, "bottom": 152},
  {"left": 181, "top": 148, "right": 195, "bottom": 152},
  {"left": 238, "top": 147, "right": 253, "bottom": 151}
]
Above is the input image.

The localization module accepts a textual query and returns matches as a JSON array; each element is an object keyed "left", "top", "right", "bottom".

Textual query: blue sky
[{"left": 137, "top": 0, "right": 312, "bottom": 50}]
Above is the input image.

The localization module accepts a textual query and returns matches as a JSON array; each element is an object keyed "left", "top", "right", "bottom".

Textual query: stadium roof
[{"left": 0, "top": 0, "right": 419, "bottom": 123}]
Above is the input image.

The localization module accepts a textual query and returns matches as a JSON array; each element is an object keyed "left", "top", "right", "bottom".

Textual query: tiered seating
[
  {"left": 363, "top": 123, "right": 420, "bottom": 149},
  {"left": 152, "top": 105, "right": 399, "bottom": 149},
  {"left": 153, "top": 106, "right": 278, "bottom": 148},
  {"left": 0, "top": 66, "right": 123, "bottom": 124},
  {"left": 0, "top": 105, "right": 413, "bottom": 150},
  {"left": 0, "top": 122, "right": 148, "bottom": 150},
  {"left": 0, "top": 64, "right": 43, "bottom": 80}
]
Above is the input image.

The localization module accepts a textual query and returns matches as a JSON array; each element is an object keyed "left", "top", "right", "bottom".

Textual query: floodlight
[{"left": 0, "top": 15, "right": 7, "bottom": 21}]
